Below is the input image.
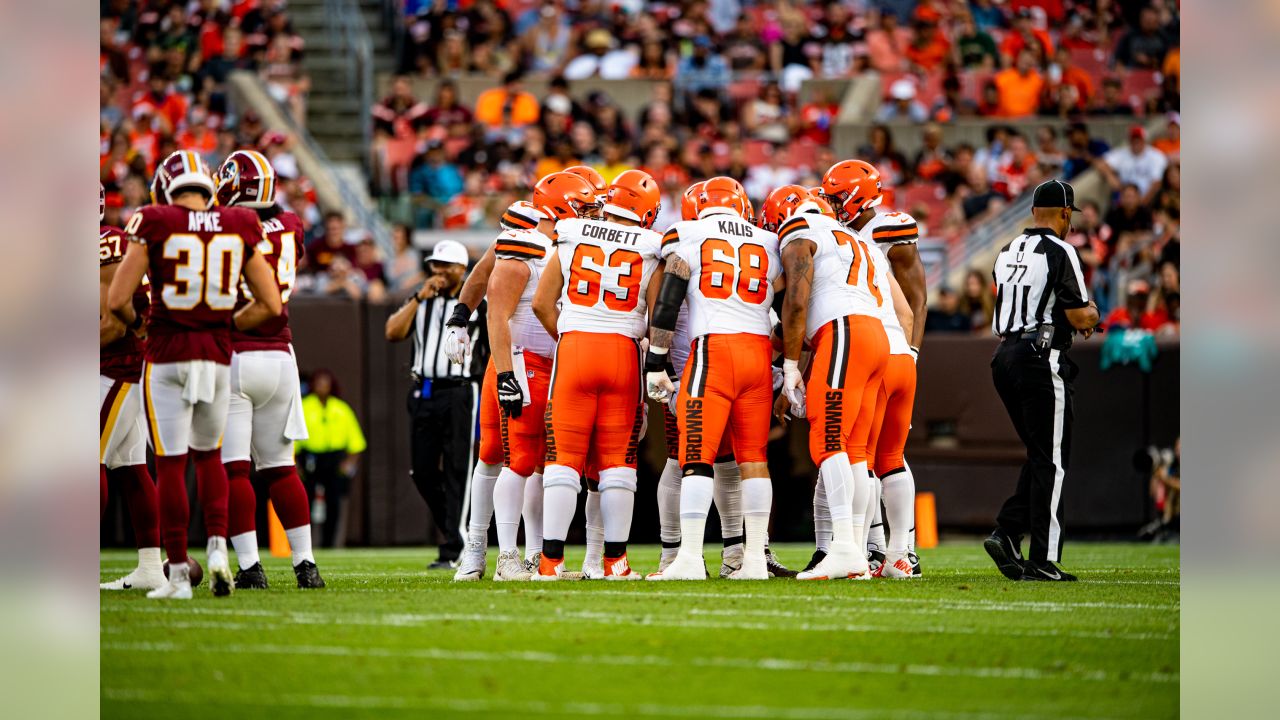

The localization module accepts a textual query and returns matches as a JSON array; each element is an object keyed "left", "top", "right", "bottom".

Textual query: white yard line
[{"left": 101, "top": 640, "right": 1178, "bottom": 685}]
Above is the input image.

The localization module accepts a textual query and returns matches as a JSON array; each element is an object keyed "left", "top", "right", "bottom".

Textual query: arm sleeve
[{"left": 1054, "top": 243, "right": 1090, "bottom": 309}]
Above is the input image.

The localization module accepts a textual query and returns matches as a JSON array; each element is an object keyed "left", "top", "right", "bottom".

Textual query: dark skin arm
[
  {"left": 384, "top": 275, "right": 448, "bottom": 341},
  {"left": 780, "top": 239, "right": 815, "bottom": 362},
  {"left": 886, "top": 243, "right": 927, "bottom": 347},
  {"left": 1066, "top": 300, "right": 1100, "bottom": 339}
]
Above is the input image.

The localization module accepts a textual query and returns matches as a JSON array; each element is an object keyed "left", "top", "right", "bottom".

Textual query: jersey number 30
[
  {"left": 568, "top": 245, "right": 643, "bottom": 312},
  {"left": 162, "top": 234, "right": 246, "bottom": 311},
  {"left": 700, "top": 239, "right": 769, "bottom": 305}
]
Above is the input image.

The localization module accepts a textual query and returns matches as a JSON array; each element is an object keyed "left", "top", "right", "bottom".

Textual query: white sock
[
  {"left": 882, "top": 466, "right": 916, "bottom": 555},
  {"left": 741, "top": 476, "right": 772, "bottom": 559},
  {"left": 523, "top": 472, "right": 544, "bottom": 560},
  {"left": 285, "top": 525, "right": 315, "bottom": 566},
  {"left": 812, "top": 481, "right": 832, "bottom": 553},
  {"left": 713, "top": 461, "right": 743, "bottom": 542},
  {"left": 819, "top": 454, "right": 856, "bottom": 548},
  {"left": 493, "top": 467, "right": 526, "bottom": 554},
  {"left": 866, "top": 472, "right": 886, "bottom": 552},
  {"left": 230, "top": 531, "right": 260, "bottom": 571},
  {"left": 601, "top": 487, "right": 635, "bottom": 545},
  {"left": 542, "top": 484, "right": 579, "bottom": 545},
  {"left": 206, "top": 535, "right": 227, "bottom": 557},
  {"left": 678, "top": 473, "right": 714, "bottom": 560},
  {"left": 138, "top": 547, "right": 162, "bottom": 574},
  {"left": 656, "top": 458, "right": 682, "bottom": 545},
  {"left": 466, "top": 461, "right": 501, "bottom": 545},
  {"left": 584, "top": 488, "right": 604, "bottom": 565},
  {"left": 850, "top": 460, "right": 872, "bottom": 550},
  {"left": 905, "top": 460, "right": 918, "bottom": 553}
]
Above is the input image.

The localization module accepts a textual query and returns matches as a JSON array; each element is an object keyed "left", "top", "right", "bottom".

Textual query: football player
[
  {"left": 820, "top": 160, "right": 926, "bottom": 574},
  {"left": 487, "top": 174, "right": 598, "bottom": 581},
  {"left": 646, "top": 177, "right": 780, "bottom": 581},
  {"left": 530, "top": 169, "right": 664, "bottom": 580},
  {"left": 100, "top": 182, "right": 165, "bottom": 591},
  {"left": 775, "top": 169, "right": 899, "bottom": 581},
  {"left": 215, "top": 150, "right": 325, "bottom": 590},
  {"left": 108, "top": 151, "right": 283, "bottom": 599}
]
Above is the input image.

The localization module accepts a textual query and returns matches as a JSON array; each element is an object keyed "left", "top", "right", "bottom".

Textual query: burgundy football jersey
[
  {"left": 100, "top": 224, "right": 149, "bottom": 381},
  {"left": 124, "top": 205, "right": 262, "bottom": 364},
  {"left": 231, "top": 208, "right": 305, "bottom": 353}
]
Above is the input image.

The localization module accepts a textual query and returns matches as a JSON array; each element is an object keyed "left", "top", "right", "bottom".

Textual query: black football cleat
[
  {"left": 984, "top": 528, "right": 1025, "bottom": 581},
  {"left": 764, "top": 547, "right": 797, "bottom": 578},
  {"left": 428, "top": 558, "right": 459, "bottom": 571},
  {"left": 802, "top": 549, "right": 827, "bottom": 573},
  {"left": 294, "top": 560, "right": 326, "bottom": 589},
  {"left": 867, "top": 549, "right": 886, "bottom": 575},
  {"left": 234, "top": 562, "right": 270, "bottom": 590},
  {"left": 908, "top": 551, "right": 922, "bottom": 577},
  {"left": 1020, "top": 560, "right": 1077, "bottom": 582}
]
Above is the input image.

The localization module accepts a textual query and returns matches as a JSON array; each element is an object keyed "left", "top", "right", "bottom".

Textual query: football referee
[
  {"left": 983, "top": 180, "right": 1100, "bottom": 582},
  {"left": 385, "top": 240, "right": 488, "bottom": 569}
]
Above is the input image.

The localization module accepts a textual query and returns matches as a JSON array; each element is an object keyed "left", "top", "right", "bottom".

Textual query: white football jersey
[
  {"left": 778, "top": 211, "right": 886, "bottom": 340},
  {"left": 866, "top": 241, "right": 913, "bottom": 355},
  {"left": 659, "top": 221, "right": 695, "bottom": 374},
  {"left": 669, "top": 210, "right": 780, "bottom": 339},
  {"left": 554, "top": 217, "right": 663, "bottom": 339},
  {"left": 492, "top": 228, "right": 556, "bottom": 358},
  {"left": 862, "top": 209, "right": 920, "bottom": 247}
]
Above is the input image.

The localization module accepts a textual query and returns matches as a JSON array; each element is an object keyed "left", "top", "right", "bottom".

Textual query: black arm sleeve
[
  {"left": 771, "top": 286, "right": 786, "bottom": 316},
  {"left": 650, "top": 272, "right": 689, "bottom": 333}
]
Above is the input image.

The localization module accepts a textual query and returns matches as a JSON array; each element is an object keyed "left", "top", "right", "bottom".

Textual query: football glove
[
  {"left": 443, "top": 303, "right": 472, "bottom": 364},
  {"left": 782, "top": 358, "right": 806, "bottom": 418},
  {"left": 644, "top": 348, "right": 675, "bottom": 403},
  {"left": 496, "top": 371, "right": 523, "bottom": 418}
]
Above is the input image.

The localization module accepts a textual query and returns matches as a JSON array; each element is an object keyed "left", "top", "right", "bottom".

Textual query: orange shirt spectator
[
  {"left": 474, "top": 72, "right": 540, "bottom": 129},
  {"left": 994, "top": 51, "right": 1044, "bottom": 118},
  {"left": 904, "top": 22, "right": 951, "bottom": 72},
  {"left": 1000, "top": 11, "right": 1054, "bottom": 64},
  {"left": 865, "top": 15, "right": 912, "bottom": 72}
]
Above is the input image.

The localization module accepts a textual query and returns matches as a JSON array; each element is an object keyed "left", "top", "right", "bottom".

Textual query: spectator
[
  {"left": 865, "top": 12, "right": 911, "bottom": 72},
  {"left": 1065, "top": 200, "right": 1108, "bottom": 286},
  {"left": 959, "top": 269, "right": 995, "bottom": 332},
  {"left": 912, "top": 124, "right": 949, "bottom": 181},
  {"left": 814, "top": 4, "right": 860, "bottom": 78},
  {"left": 676, "top": 36, "right": 731, "bottom": 102},
  {"left": 296, "top": 369, "right": 367, "bottom": 548},
  {"left": 632, "top": 39, "right": 676, "bottom": 79},
  {"left": 1000, "top": 8, "right": 1053, "bottom": 66},
  {"left": 770, "top": 17, "right": 819, "bottom": 77},
  {"left": 969, "top": 0, "right": 1006, "bottom": 32},
  {"left": 1061, "top": 121, "right": 1111, "bottom": 179},
  {"left": 1151, "top": 162, "right": 1180, "bottom": 217},
  {"left": 993, "top": 133, "right": 1037, "bottom": 198},
  {"left": 924, "top": 287, "right": 971, "bottom": 333},
  {"left": 994, "top": 49, "right": 1045, "bottom": 118},
  {"left": 594, "top": 141, "right": 633, "bottom": 183},
  {"left": 905, "top": 19, "right": 950, "bottom": 72},
  {"left": 1149, "top": 261, "right": 1180, "bottom": 335},
  {"left": 354, "top": 235, "right": 389, "bottom": 303},
  {"left": 385, "top": 223, "right": 424, "bottom": 296},
  {"left": 441, "top": 170, "right": 491, "bottom": 229},
  {"left": 743, "top": 83, "right": 792, "bottom": 144},
  {"left": 744, "top": 145, "right": 799, "bottom": 202},
  {"left": 1103, "top": 278, "right": 1165, "bottom": 331},
  {"left": 564, "top": 28, "right": 636, "bottom": 80},
  {"left": 931, "top": 75, "right": 979, "bottom": 121},
  {"left": 953, "top": 13, "right": 999, "bottom": 70},
  {"left": 1114, "top": 6, "right": 1171, "bottom": 70},
  {"left": 1152, "top": 113, "right": 1180, "bottom": 158},
  {"left": 796, "top": 87, "right": 840, "bottom": 145},
  {"left": 1104, "top": 183, "right": 1155, "bottom": 241},
  {"left": 877, "top": 79, "right": 929, "bottom": 123},
  {"left": 527, "top": 6, "right": 572, "bottom": 73},
  {"left": 859, "top": 124, "right": 910, "bottom": 187},
  {"left": 136, "top": 67, "right": 188, "bottom": 135},
  {"left": 1100, "top": 126, "right": 1169, "bottom": 197},
  {"left": 474, "top": 70, "right": 540, "bottom": 132},
  {"left": 410, "top": 141, "right": 465, "bottom": 224},
  {"left": 304, "top": 212, "right": 356, "bottom": 275},
  {"left": 1044, "top": 47, "right": 1095, "bottom": 112},
  {"left": 1091, "top": 76, "right": 1132, "bottom": 116},
  {"left": 1033, "top": 126, "right": 1064, "bottom": 173}
]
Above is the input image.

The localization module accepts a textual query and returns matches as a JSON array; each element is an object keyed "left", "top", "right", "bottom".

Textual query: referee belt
[
  {"left": 411, "top": 375, "right": 475, "bottom": 390},
  {"left": 999, "top": 331, "right": 1071, "bottom": 351}
]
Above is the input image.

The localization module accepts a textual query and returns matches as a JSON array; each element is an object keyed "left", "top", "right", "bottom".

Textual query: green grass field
[{"left": 100, "top": 542, "right": 1179, "bottom": 719}]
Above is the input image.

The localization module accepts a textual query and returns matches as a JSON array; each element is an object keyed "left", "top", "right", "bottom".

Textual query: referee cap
[
  {"left": 428, "top": 239, "right": 469, "bottom": 266},
  {"left": 1031, "top": 179, "right": 1081, "bottom": 212}
]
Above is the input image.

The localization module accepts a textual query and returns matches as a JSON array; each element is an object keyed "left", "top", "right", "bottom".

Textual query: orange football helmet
[
  {"left": 820, "top": 160, "right": 883, "bottom": 223},
  {"left": 759, "top": 184, "right": 816, "bottom": 232},
  {"left": 604, "top": 169, "right": 662, "bottom": 228},
  {"left": 697, "top": 176, "right": 752, "bottom": 220},
  {"left": 532, "top": 171, "right": 601, "bottom": 220},
  {"left": 808, "top": 187, "right": 837, "bottom": 218},
  {"left": 681, "top": 181, "right": 706, "bottom": 221},
  {"left": 565, "top": 165, "right": 607, "bottom": 201}
]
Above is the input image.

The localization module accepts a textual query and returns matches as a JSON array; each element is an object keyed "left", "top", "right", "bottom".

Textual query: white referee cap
[{"left": 428, "top": 240, "right": 469, "bottom": 266}]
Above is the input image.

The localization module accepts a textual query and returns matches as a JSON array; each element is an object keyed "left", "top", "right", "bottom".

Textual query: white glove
[
  {"left": 647, "top": 370, "right": 675, "bottom": 403},
  {"left": 782, "top": 358, "right": 806, "bottom": 418},
  {"left": 443, "top": 325, "right": 470, "bottom": 365},
  {"left": 666, "top": 379, "right": 682, "bottom": 416},
  {"left": 771, "top": 365, "right": 785, "bottom": 392}
]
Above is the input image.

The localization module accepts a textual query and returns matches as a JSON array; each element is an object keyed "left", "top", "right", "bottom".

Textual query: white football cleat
[
  {"left": 494, "top": 550, "right": 532, "bottom": 581},
  {"left": 728, "top": 558, "right": 769, "bottom": 581},
  {"left": 582, "top": 558, "right": 605, "bottom": 580},
  {"left": 101, "top": 565, "right": 165, "bottom": 591},
  {"left": 453, "top": 541, "right": 487, "bottom": 582},
  {"left": 206, "top": 542, "right": 233, "bottom": 597},
  {"left": 646, "top": 553, "right": 707, "bottom": 581},
  {"left": 656, "top": 547, "right": 678, "bottom": 574},
  {"left": 880, "top": 552, "right": 915, "bottom": 578},
  {"left": 146, "top": 563, "right": 192, "bottom": 600},
  {"left": 719, "top": 543, "right": 744, "bottom": 579},
  {"left": 796, "top": 543, "right": 868, "bottom": 580}
]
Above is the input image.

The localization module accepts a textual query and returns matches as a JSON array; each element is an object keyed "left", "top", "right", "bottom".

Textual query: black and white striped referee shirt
[
  {"left": 990, "top": 227, "right": 1090, "bottom": 341},
  {"left": 411, "top": 293, "right": 488, "bottom": 380}
]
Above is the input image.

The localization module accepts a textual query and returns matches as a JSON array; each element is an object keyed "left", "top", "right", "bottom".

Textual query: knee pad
[
  {"left": 542, "top": 464, "right": 581, "bottom": 491},
  {"left": 682, "top": 462, "right": 713, "bottom": 479},
  {"left": 597, "top": 467, "right": 637, "bottom": 493}
]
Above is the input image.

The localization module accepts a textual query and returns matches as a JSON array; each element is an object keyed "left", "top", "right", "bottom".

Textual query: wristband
[
  {"left": 446, "top": 302, "right": 472, "bottom": 327},
  {"left": 644, "top": 347, "right": 670, "bottom": 373}
]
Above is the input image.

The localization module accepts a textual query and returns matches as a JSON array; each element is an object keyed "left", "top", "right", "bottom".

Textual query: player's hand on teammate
[
  {"left": 782, "top": 359, "right": 806, "bottom": 417},
  {"left": 496, "top": 370, "right": 524, "bottom": 417},
  {"left": 443, "top": 301, "right": 472, "bottom": 364},
  {"left": 647, "top": 370, "right": 675, "bottom": 403}
]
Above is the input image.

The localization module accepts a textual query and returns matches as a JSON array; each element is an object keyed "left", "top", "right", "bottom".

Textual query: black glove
[
  {"left": 496, "top": 370, "right": 523, "bottom": 418},
  {"left": 446, "top": 302, "right": 472, "bottom": 328}
]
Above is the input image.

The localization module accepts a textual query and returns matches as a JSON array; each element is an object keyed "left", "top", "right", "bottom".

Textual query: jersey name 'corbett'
[{"left": 579, "top": 222, "right": 644, "bottom": 246}]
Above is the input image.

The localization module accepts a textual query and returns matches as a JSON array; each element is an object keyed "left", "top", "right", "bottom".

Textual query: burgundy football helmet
[
  {"left": 216, "top": 149, "right": 278, "bottom": 209},
  {"left": 151, "top": 150, "right": 216, "bottom": 208}
]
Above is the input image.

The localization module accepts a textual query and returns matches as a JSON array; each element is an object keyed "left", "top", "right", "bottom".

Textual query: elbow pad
[
  {"left": 651, "top": 273, "right": 688, "bottom": 332},
  {"left": 771, "top": 287, "right": 786, "bottom": 316}
]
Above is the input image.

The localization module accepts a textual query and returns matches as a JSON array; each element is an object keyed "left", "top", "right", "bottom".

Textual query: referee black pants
[
  {"left": 991, "top": 340, "right": 1078, "bottom": 564},
  {"left": 408, "top": 381, "right": 478, "bottom": 561}
]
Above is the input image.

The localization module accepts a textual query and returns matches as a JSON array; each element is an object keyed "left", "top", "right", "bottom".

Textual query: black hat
[{"left": 1032, "top": 179, "right": 1081, "bottom": 212}]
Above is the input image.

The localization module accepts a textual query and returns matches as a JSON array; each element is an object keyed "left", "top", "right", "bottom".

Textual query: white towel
[
  {"left": 285, "top": 346, "right": 309, "bottom": 441},
  {"left": 182, "top": 360, "right": 219, "bottom": 405},
  {"left": 512, "top": 346, "right": 532, "bottom": 407}
]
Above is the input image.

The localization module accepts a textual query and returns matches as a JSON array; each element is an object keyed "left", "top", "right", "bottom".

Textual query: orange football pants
[
  {"left": 544, "top": 331, "right": 644, "bottom": 473},
  {"left": 677, "top": 334, "right": 773, "bottom": 467},
  {"left": 663, "top": 406, "right": 734, "bottom": 461},
  {"left": 863, "top": 353, "right": 917, "bottom": 475},
  {"left": 805, "top": 315, "right": 889, "bottom": 465},
  {"left": 492, "top": 351, "right": 553, "bottom": 476},
  {"left": 478, "top": 357, "right": 503, "bottom": 465}
]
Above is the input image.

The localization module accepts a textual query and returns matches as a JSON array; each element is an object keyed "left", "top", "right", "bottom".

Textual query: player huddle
[
  {"left": 100, "top": 149, "right": 323, "bottom": 599},
  {"left": 442, "top": 160, "right": 927, "bottom": 582}
]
